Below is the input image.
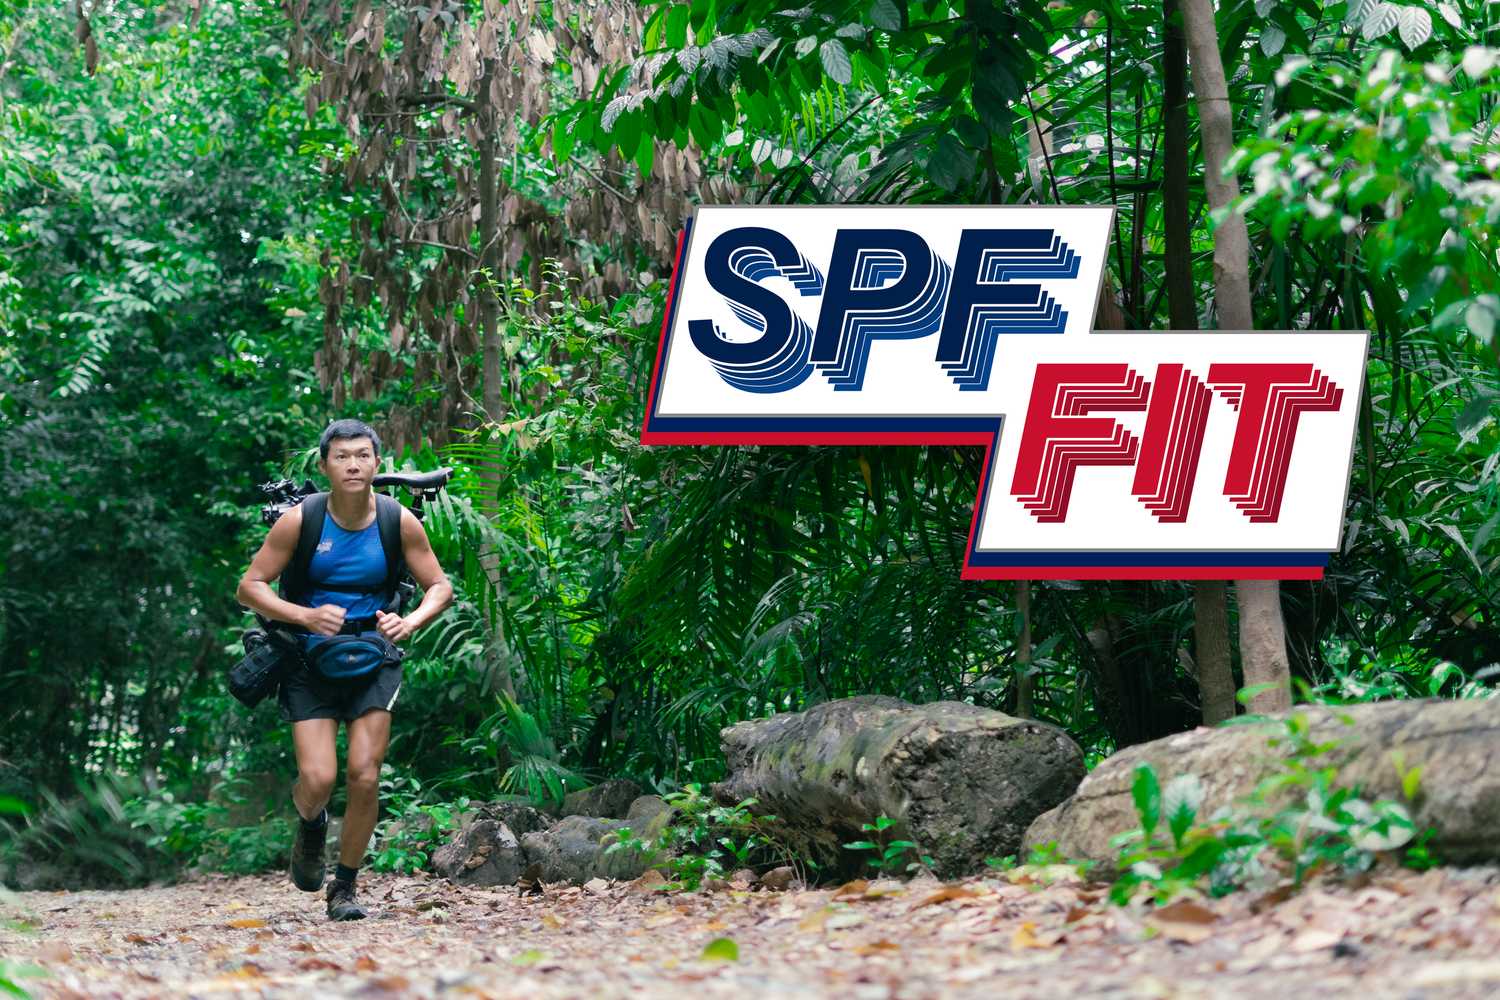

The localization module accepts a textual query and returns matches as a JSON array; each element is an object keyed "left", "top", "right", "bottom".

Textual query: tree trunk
[
  {"left": 713, "top": 696, "right": 1084, "bottom": 878},
  {"left": 1014, "top": 581, "right": 1034, "bottom": 719},
  {"left": 477, "top": 56, "right": 503, "bottom": 424},
  {"left": 1179, "top": 0, "right": 1291, "bottom": 713},
  {"left": 1163, "top": 0, "right": 1236, "bottom": 721},
  {"left": 1237, "top": 581, "right": 1292, "bottom": 711},
  {"left": 1162, "top": 0, "right": 1194, "bottom": 332},
  {"left": 1193, "top": 582, "right": 1237, "bottom": 723}
]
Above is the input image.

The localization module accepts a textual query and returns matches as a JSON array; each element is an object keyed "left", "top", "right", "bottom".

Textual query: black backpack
[{"left": 278, "top": 492, "right": 409, "bottom": 619}]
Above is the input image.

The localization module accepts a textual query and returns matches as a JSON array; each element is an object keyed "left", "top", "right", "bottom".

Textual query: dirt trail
[{"left": 4, "top": 864, "right": 1500, "bottom": 998}]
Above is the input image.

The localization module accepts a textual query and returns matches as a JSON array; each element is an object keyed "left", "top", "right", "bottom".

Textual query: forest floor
[{"left": 4, "top": 863, "right": 1500, "bottom": 999}]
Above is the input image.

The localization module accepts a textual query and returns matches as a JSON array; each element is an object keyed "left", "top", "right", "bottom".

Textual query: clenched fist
[{"left": 301, "top": 603, "right": 347, "bottom": 636}]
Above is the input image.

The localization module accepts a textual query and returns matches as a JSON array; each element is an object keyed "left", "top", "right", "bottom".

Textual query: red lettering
[
  {"left": 1011, "top": 364, "right": 1150, "bottom": 522},
  {"left": 1131, "top": 364, "right": 1212, "bottom": 522},
  {"left": 1207, "top": 364, "right": 1343, "bottom": 523}
]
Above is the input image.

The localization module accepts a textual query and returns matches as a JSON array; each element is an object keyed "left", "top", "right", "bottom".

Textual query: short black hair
[{"left": 318, "top": 419, "right": 382, "bottom": 460}]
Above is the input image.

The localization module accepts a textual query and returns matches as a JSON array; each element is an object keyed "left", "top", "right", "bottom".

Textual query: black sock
[
  {"left": 335, "top": 863, "right": 358, "bottom": 885},
  {"left": 300, "top": 808, "right": 328, "bottom": 831}
]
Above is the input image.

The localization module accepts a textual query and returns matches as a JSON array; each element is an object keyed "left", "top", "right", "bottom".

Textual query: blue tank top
[{"left": 303, "top": 512, "right": 387, "bottom": 624}]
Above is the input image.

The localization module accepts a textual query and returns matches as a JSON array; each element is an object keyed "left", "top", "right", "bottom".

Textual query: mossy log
[
  {"left": 713, "top": 695, "right": 1085, "bottom": 879},
  {"left": 1024, "top": 697, "right": 1500, "bottom": 874}
]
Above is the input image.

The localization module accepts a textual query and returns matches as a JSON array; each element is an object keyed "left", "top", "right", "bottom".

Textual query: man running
[{"left": 236, "top": 419, "right": 453, "bottom": 920}]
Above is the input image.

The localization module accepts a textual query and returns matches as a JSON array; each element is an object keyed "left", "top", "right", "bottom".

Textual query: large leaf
[
  {"left": 820, "top": 38, "right": 853, "bottom": 85},
  {"left": 870, "top": 0, "right": 904, "bottom": 32},
  {"left": 1398, "top": 6, "right": 1432, "bottom": 49}
]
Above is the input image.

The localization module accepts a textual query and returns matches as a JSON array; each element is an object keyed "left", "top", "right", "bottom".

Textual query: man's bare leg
[
  {"left": 289, "top": 719, "right": 338, "bottom": 892},
  {"left": 291, "top": 719, "right": 339, "bottom": 819},
  {"left": 339, "top": 709, "right": 391, "bottom": 868}
]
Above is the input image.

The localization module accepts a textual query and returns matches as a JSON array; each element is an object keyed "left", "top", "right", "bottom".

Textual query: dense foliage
[{"left": 1, "top": 0, "right": 1494, "bottom": 887}]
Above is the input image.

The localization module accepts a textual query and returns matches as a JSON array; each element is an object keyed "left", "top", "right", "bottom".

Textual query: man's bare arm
[
  {"left": 235, "top": 507, "right": 346, "bottom": 636},
  {"left": 374, "top": 509, "right": 454, "bottom": 643}
]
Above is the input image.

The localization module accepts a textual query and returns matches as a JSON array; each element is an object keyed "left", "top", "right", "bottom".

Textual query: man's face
[{"left": 321, "top": 436, "right": 377, "bottom": 491}]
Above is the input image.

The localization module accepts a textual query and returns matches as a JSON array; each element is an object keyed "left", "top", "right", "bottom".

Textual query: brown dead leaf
[
  {"left": 583, "top": 877, "right": 612, "bottom": 897},
  {"left": 355, "top": 955, "right": 379, "bottom": 972},
  {"left": 629, "top": 869, "right": 667, "bottom": 893},
  {"left": 1064, "top": 906, "right": 1092, "bottom": 924},
  {"left": 367, "top": 975, "right": 412, "bottom": 992},
  {"left": 1152, "top": 900, "right": 1218, "bottom": 925},
  {"left": 1011, "top": 921, "right": 1051, "bottom": 951},
  {"left": 36, "top": 941, "right": 72, "bottom": 964},
  {"left": 852, "top": 939, "right": 901, "bottom": 956},
  {"left": 832, "top": 879, "right": 869, "bottom": 900},
  {"left": 1148, "top": 900, "right": 1220, "bottom": 944},
  {"left": 298, "top": 956, "right": 344, "bottom": 971},
  {"left": 292, "top": 940, "right": 316, "bottom": 952},
  {"left": 541, "top": 912, "right": 565, "bottom": 930},
  {"left": 124, "top": 932, "right": 160, "bottom": 945},
  {"left": 228, "top": 918, "right": 267, "bottom": 929},
  {"left": 703, "top": 918, "right": 728, "bottom": 932},
  {"left": 917, "top": 886, "right": 981, "bottom": 908},
  {"left": 245, "top": 944, "right": 261, "bottom": 956}
]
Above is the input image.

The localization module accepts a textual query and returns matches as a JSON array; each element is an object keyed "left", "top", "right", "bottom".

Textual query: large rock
[
  {"left": 623, "top": 794, "right": 674, "bottom": 842},
  {"left": 432, "top": 818, "right": 523, "bottom": 886},
  {"left": 560, "top": 779, "right": 643, "bottom": 820},
  {"left": 713, "top": 695, "right": 1085, "bottom": 879},
  {"left": 519, "top": 815, "right": 652, "bottom": 883},
  {"left": 429, "top": 802, "right": 550, "bottom": 886},
  {"left": 1024, "top": 698, "right": 1500, "bottom": 872}
]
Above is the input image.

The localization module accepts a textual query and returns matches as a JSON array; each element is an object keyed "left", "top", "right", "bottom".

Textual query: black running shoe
[
  {"left": 289, "top": 814, "right": 327, "bottom": 892},
  {"left": 326, "top": 879, "right": 367, "bottom": 921}
]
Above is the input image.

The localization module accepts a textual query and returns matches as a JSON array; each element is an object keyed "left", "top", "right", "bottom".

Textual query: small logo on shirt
[{"left": 317, "top": 541, "right": 333, "bottom": 554}]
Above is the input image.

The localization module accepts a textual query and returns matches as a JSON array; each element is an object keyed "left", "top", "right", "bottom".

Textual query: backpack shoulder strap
[
  {"left": 280, "top": 492, "right": 328, "bottom": 606},
  {"left": 375, "top": 493, "right": 406, "bottom": 605}
]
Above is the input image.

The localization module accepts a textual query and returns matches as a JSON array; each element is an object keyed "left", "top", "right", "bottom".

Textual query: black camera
[{"left": 259, "top": 478, "right": 319, "bottom": 526}]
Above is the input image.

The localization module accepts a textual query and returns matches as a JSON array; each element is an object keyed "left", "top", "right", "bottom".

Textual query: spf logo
[{"left": 688, "top": 227, "right": 1078, "bottom": 393}]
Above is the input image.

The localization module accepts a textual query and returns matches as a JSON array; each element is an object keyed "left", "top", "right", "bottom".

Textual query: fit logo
[
  {"left": 644, "top": 206, "right": 1368, "bottom": 581},
  {"left": 1012, "top": 363, "right": 1343, "bottom": 525}
]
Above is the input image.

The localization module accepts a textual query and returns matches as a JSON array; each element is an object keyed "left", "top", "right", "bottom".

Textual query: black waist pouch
[{"left": 229, "top": 628, "right": 298, "bottom": 707}]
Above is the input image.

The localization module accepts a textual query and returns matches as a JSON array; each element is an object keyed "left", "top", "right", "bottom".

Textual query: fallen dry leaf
[
  {"left": 1152, "top": 900, "right": 1218, "bottom": 925},
  {"left": 833, "top": 879, "right": 870, "bottom": 900},
  {"left": 629, "top": 869, "right": 667, "bottom": 893},
  {"left": 1147, "top": 900, "right": 1220, "bottom": 944},
  {"left": 1290, "top": 928, "right": 1344, "bottom": 953},
  {"left": 1011, "top": 921, "right": 1051, "bottom": 951},
  {"left": 917, "top": 886, "right": 980, "bottom": 908},
  {"left": 227, "top": 918, "right": 266, "bottom": 929},
  {"left": 852, "top": 939, "right": 901, "bottom": 956},
  {"left": 297, "top": 956, "right": 343, "bottom": 971},
  {"left": 36, "top": 941, "right": 72, "bottom": 964}
]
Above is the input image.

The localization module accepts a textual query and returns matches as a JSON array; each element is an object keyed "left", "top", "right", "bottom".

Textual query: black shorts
[{"left": 278, "top": 657, "right": 403, "bottom": 723}]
